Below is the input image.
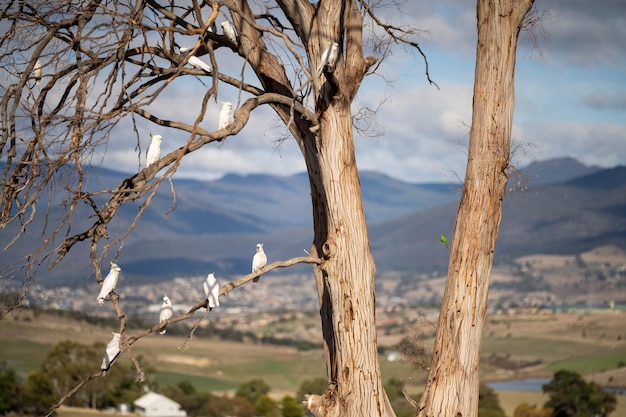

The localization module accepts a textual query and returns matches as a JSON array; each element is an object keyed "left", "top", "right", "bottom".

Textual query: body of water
[
  {"left": 486, "top": 378, "right": 550, "bottom": 392},
  {"left": 486, "top": 378, "right": 625, "bottom": 395}
]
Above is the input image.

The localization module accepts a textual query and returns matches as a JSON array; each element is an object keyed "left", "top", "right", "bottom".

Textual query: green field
[
  {"left": 1, "top": 337, "right": 52, "bottom": 376},
  {"left": 547, "top": 350, "right": 626, "bottom": 373},
  {"left": 154, "top": 370, "right": 240, "bottom": 392},
  {"left": 2, "top": 309, "right": 626, "bottom": 416}
]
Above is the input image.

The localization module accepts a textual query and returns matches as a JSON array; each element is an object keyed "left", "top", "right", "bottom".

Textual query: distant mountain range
[
  {"left": 2, "top": 157, "right": 624, "bottom": 286},
  {"left": 371, "top": 160, "right": 626, "bottom": 272}
]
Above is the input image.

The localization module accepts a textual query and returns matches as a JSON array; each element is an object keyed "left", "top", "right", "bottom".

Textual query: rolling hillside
[
  {"left": 1, "top": 158, "right": 625, "bottom": 284},
  {"left": 371, "top": 164, "right": 626, "bottom": 271}
]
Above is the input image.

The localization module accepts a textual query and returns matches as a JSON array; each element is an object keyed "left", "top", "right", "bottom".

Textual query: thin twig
[
  {"left": 47, "top": 254, "right": 322, "bottom": 414},
  {"left": 357, "top": 0, "right": 439, "bottom": 88},
  {"left": 47, "top": 371, "right": 105, "bottom": 416}
]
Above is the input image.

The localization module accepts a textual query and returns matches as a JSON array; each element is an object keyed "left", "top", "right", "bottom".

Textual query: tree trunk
[
  {"left": 302, "top": 102, "right": 394, "bottom": 417},
  {"left": 416, "top": 1, "right": 533, "bottom": 417}
]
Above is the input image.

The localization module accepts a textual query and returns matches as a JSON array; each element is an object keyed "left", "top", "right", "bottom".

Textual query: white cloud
[
  {"left": 541, "top": 0, "right": 626, "bottom": 66},
  {"left": 518, "top": 121, "right": 626, "bottom": 168},
  {"left": 92, "top": 0, "right": 625, "bottom": 186}
]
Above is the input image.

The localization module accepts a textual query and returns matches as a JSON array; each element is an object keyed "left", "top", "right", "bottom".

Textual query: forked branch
[
  {"left": 357, "top": 0, "right": 439, "bottom": 88},
  {"left": 46, "top": 254, "right": 322, "bottom": 415}
]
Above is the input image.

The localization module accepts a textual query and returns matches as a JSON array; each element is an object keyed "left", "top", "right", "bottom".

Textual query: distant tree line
[
  {"left": 0, "top": 340, "right": 153, "bottom": 415},
  {"left": 162, "top": 378, "right": 305, "bottom": 417},
  {"left": 22, "top": 307, "right": 325, "bottom": 351},
  {"left": 0, "top": 339, "right": 618, "bottom": 417}
]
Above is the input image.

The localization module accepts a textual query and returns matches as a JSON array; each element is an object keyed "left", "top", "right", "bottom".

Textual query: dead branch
[
  {"left": 45, "top": 254, "right": 321, "bottom": 414},
  {"left": 46, "top": 371, "right": 105, "bottom": 417},
  {"left": 128, "top": 255, "right": 323, "bottom": 345},
  {"left": 357, "top": 0, "right": 439, "bottom": 88},
  {"left": 48, "top": 92, "right": 317, "bottom": 268}
]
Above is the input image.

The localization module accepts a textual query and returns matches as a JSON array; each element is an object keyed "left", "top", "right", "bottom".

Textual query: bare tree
[
  {"left": 0, "top": 0, "right": 535, "bottom": 416},
  {"left": 416, "top": 1, "right": 535, "bottom": 417},
  {"left": 0, "top": 1, "right": 432, "bottom": 416}
]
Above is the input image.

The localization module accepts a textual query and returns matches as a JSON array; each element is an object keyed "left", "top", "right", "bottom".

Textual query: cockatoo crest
[
  {"left": 203, "top": 272, "right": 220, "bottom": 308},
  {"left": 101, "top": 331, "right": 121, "bottom": 372},
  {"left": 33, "top": 59, "right": 42, "bottom": 86},
  {"left": 158, "top": 294, "right": 174, "bottom": 334},
  {"left": 221, "top": 21, "right": 238, "bottom": 44},
  {"left": 317, "top": 41, "right": 340, "bottom": 76},
  {"left": 147, "top": 133, "right": 163, "bottom": 167},
  {"left": 218, "top": 101, "right": 233, "bottom": 130},
  {"left": 97, "top": 261, "right": 121, "bottom": 306},
  {"left": 252, "top": 243, "right": 267, "bottom": 282},
  {"left": 180, "top": 46, "right": 212, "bottom": 73}
]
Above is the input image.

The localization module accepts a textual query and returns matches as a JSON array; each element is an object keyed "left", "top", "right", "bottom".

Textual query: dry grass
[
  {"left": 484, "top": 311, "right": 626, "bottom": 346},
  {"left": 497, "top": 391, "right": 626, "bottom": 417},
  {"left": 497, "top": 391, "right": 548, "bottom": 416},
  {"left": 2, "top": 307, "right": 626, "bottom": 414}
]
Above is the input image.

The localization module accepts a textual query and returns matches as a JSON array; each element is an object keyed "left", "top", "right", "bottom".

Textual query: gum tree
[
  {"left": 0, "top": 0, "right": 534, "bottom": 416},
  {"left": 417, "top": 1, "right": 535, "bottom": 416},
  {"left": 0, "top": 1, "right": 429, "bottom": 415}
]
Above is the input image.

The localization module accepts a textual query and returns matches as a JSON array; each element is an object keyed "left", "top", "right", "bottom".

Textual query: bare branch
[
  {"left": 1, "top": 3, "right": 438, "bottom": 413},
  {"left": 46, "top": 371, "right": 106, "bottom": 417},
  {"left": 130, "top": 255, "right": 324, "bottom": 344},
  {"left": 48, "top": 92, "right": 317, "bottom": 267},
  {"left": 45, "top": 253, "right": 321, "bottom": 413},
  {"left": 357, "top": 0, "right": 439, "bottom": 88}
]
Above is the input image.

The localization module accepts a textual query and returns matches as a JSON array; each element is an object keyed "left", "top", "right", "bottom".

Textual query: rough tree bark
[
  {"left": 416, "top": 1, "right": 534, "bottom": 417},
  {"left": 303, "top": 103, "right": 394, "bottom": 417},
  {"left": 0, "top": 1, "right": 425, "bottom": 416},
  {"left": 227, "top": 1, "right": 391, "bottom": 415}
]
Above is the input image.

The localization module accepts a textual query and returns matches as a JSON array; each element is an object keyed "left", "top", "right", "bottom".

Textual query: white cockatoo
[
  {"left": 179, "top": 46, "right": 212, "bottom": 73},
  {"left": 158, "top": 294, "right": 173, "bottom": 335},
  {"left": 146, "top": 133, "right": 162, "bottom": 167},
  {"left": 33, "top": 59, "right": 42, "bottom": 86},
  {"left": 101, "top": 332, "right": 121, "bottom": 372},
  {"left": 218, "top": 101, "right": 233, "bottom": 130},
  {"left": 252, "top": 243, "right": 267, "bottom": 282},
  {"left": 221, "top": 21, "right": 238, "bottom": 44},
  {"left": 203, "top": 272, "right": 220, "bottom": 308},
  {"left": 97, "top": 261, "right": 121, "bottom": 306},
  {"left": 317, "top": 41, "right": 339, "bottom": 76}
]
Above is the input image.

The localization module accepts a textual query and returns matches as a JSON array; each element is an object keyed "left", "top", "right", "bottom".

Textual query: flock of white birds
[
  {"left": 26, "top": 16, "right": 339, "bottom": 374},
  {"left": 97, "top": 243, "right": 267, "bottom": 372},
  {"left": 144, "top": 99, "right": 231, "bottom": 170}
]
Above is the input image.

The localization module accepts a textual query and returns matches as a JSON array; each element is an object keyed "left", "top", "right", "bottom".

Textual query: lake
[
  {"left": 487, "top": 378, "right": 626, "bottom": 395},
  {"left": 486, "top": 378, "right": 550, "bottom": 392}
]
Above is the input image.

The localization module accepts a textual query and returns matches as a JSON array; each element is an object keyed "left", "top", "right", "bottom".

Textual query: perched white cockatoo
[
  {"left": 317, "top": 41, "right": 339, "bottom": 76},
  {"left": 101, "top": 332, "right": 121, "bottom": 373},
  {"left": 221, "top": 21, "right": 238, "bottom": 44},
  {"left": 158, "top": 294, "right": 173, "bottom": 335},
  {"left": 97, "top": 261, "right": 121, "bottom": 306},
  {"left": 146, "top": 133, "right": 162, "bottom": 167},
  {"left": 179, "top": 46, "right": 212, "bottom": 73},
  {"left": 33, "top": 59, "right": 42, "bottom": 86},
  {"left": 218, "top": 101, "right": 233, "bottom": 130},
  {"left": 252, "top": 243, "right": 267, "bottom": 282},
  {"left": 203, "top": 272, "right": 220, "bottom": 308}
]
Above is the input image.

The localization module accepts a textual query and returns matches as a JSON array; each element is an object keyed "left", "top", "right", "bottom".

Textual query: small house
[{"left": 134, "top": 392, "right": 187, "bottom": 417}]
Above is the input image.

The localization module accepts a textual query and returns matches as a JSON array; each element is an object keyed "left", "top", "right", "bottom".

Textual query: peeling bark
[
  {"left": 416, "top": 1, "right": 534, "bottom": 417},
  {"left": 303, "top": 103, "right": 394, "bottom": 417}
]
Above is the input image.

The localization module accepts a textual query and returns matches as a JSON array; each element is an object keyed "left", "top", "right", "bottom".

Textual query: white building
[{"left": 134, "top": 392, "right": 187, "bottom": 417}]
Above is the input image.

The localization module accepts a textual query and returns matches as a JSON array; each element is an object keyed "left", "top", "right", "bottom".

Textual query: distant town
[{"left": 20, "top": 245, "right": 626, "bottom": 346}]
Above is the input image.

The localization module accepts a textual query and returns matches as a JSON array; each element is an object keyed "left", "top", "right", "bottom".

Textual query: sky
[{"left": 105, "top": 0, "right": 626, "bottom": 184}]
